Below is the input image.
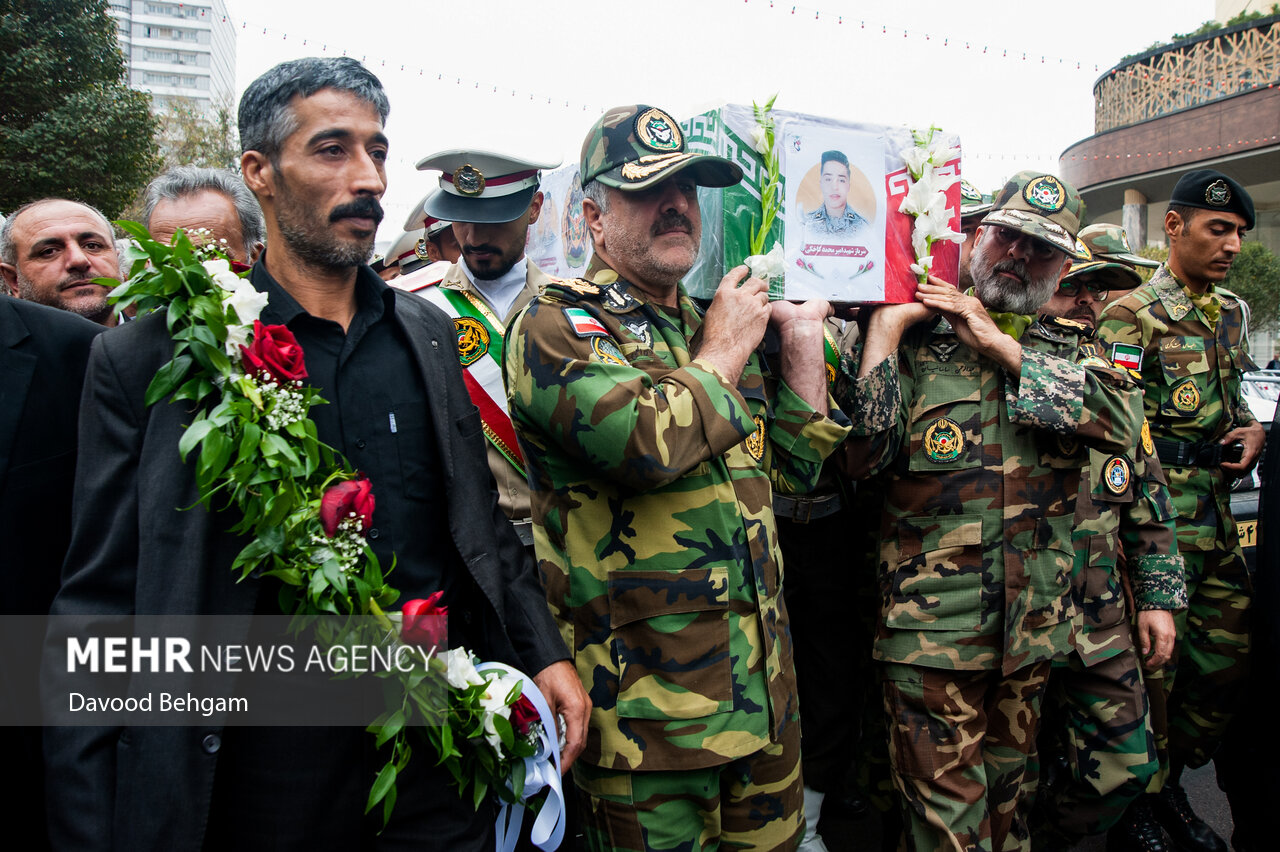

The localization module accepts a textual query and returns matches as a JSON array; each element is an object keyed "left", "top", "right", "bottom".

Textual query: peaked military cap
[
  {"left": 960, "top": 179, "right": 992, "bottom": 221},
  {"left": 982, "top": 170, "right": 1089, "bottom": 260},
  {"left": 416, "top": 150, "right": 561, "bottom": 224},
  {"left": 580, "top": 104, "right": 743, "bottom": 191},
  {"left": 1170, "top": 169, "right": 1254, "bottom": 230},
  {"left": 384, "top": 228, "right": 428, "bottom": 268}
]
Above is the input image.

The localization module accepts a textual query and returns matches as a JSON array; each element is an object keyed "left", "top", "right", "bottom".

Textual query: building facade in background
[{"left": 108, "top": 0, "right": 236, "bottom": 115}]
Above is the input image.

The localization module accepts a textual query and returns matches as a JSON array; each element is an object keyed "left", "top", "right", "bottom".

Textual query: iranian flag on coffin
[{"left": 680, "top": 104, "right": 961, "bottom": 304}]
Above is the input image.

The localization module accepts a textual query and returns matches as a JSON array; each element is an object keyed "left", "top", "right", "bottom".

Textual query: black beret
[{"left": 1170, "top": 169, "right": 1255, "bottom": 230}]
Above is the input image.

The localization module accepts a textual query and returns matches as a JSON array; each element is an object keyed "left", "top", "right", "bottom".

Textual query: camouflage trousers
[
  {"left": 1026, "top": 649, "right": 1157, "bottom": 845},
  {"left": 1150, "top": 547, "right": 1251, "bottom": 786},
  {"left": 882, "top": 662, "right": 1051, "bottom": 852},
  {"left": 571, "top": 719, "right": 803, "bottom": 851}
]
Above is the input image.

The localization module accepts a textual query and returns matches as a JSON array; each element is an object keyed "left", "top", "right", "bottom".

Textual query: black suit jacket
[
  {"left": 44, "top": 273, "right": 567, "bottom": 851},
  {"left": 0, "top": 296, "right": 101, "bottom": 851}
]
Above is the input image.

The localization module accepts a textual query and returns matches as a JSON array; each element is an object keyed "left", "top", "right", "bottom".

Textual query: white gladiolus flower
[
  {"left": 441, "top": 648, "right": 485, "bottom": 690},
  {"left": 223, "top": 278, "right": 269, "bottom": 327},
  {"left": 202, "top": 258, "right": 233, "bottom": 282},
  {"left": 750, "top": 125, "right": 769, "bottom": 157},
  {"left": 745, "top": 243, "right": 786, "bottom": 282}
]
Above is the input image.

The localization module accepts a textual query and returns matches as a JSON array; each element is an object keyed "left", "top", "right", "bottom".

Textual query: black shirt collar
[{"left": 251, "top": 257, "right": 396, "bottom": 328}]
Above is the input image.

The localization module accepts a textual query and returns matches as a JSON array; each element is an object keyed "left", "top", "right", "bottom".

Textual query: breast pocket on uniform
[
  {"left": 907, "top": 369, "right": 984, "bottom": 472},
  {"left": 1157, "top": 336, "right": 1210, "bottom": 419},
  {"left": 608, "top": 567, "right": 732, "bottom": 719}
]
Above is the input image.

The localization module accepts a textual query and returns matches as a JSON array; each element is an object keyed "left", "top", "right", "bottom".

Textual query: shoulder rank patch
[
  {"left": 563, "top": 306, "right": 609, "bottom": 338},
  {"left": 590, "top": 336, "right": 628, "bottom": 366},
  {"left": 599, "top": 281, "right": 640, "bottom": 313},
  {"left": 550, "top": 277, "right": 600, "bottom": 299},
  {"left": 1104, "top": 456, "right": 1131, "bottom": 494},
  {"left": 1111, "top": 342, "right": 1143, "bottom": 371},
  {"left": 1171, "top": 378, "right": 1201, "bottom": 413},
  {"left": 1141, "top": 419, "right": 1154, "bottom": 456},
  {"left": 923, "top": 417, "right": 964, "bottom": 463}
]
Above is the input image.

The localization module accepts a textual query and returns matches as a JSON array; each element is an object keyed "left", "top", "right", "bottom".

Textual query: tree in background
[
  {"left": 1134, "top": 243, "right": 1280, "bottom": 334},
  {"left": 156, "top": 94, "right": 240, "bottom": 172},
  {"left": 0, "top": 0, "right": 160, "bottom": 217}
]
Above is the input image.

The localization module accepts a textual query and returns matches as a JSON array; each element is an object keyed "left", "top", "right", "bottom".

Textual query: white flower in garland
[
  {"left": 745, "top": 243, "right": 786, "bottom": 283},
  {"left": 441, "top": 647, "right": 486, "bottom": 690},
  {"left": 899, "top": 126, "right": 965, "bottom": 282},
  {"left": 222, "top": 280, "right": 270, "bottom": 356}
]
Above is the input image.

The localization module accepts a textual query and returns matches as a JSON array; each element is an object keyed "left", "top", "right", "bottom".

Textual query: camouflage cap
[
  {"left": 580, "top": 104, "right": 743, "bottom": 191},
  {"left": 1077, "top": 222, "right": 1158, "bottom": 268},
  {"left": 1170, "top": 169, "right": 1255, "bottom": 230},
  {"left": 1061, "top": 259, "right": 1143, "bottom": 290},
  {"left": 960, "top": 179, "right": 992, "bottom": 221},
  {"left": 981, "top": 170, "right": 1089, "bottom": 260}
]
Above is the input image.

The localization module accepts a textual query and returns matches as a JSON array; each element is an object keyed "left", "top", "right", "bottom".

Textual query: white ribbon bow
[{"left": 476, "top": 662, "right": 566, "bottom": 852}]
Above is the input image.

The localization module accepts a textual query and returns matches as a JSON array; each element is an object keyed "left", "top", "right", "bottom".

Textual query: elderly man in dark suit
[
  {"left": 0, "top": 294, "right": 101, "bottom": 849},
  {"left": 45, "top": 57, "right": 586, "bottom": 852}
]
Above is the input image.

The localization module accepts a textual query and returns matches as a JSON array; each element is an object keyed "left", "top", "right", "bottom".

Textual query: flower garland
[
  {"left": 898, "top": 126, "right": 965, "bottom": 281},
  {"left": 112, "top": 222, "right": 546, "bottom": 823}
]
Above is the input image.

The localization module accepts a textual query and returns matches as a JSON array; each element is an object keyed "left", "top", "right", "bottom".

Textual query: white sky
[{"left": 224, "top": 0, "right": 1217, "bottom": 245}]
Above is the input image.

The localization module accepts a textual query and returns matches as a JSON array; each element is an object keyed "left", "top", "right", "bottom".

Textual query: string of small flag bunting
[{"left": 175, "top": 3, "right": 1279, "bottom": 174}]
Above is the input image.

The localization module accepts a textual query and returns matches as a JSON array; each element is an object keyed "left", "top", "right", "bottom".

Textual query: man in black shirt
[{"left": 46, "top": 57, "right": 586, "bottom": 852}]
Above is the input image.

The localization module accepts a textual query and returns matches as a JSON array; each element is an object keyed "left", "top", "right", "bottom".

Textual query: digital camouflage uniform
[
  {"left": 1096, "top": 266, "right": 1256, "bottom": 780},
  {"left": 837, "top": 314, "right": 1142, "bottom": 852},
  {"left": 1029, "top": 381, "right": 1187, "bottom": 845},
  {"left": 505, "top": 259, "right": 850, "bottom": 851}
]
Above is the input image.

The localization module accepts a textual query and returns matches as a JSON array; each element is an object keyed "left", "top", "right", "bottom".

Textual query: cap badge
[
  {"left": 1074, "top": 238, "right": 1092, "bottom": 260},
  {"left": 634, "top": 107, "right": 683, "bottom": 153},
  {"left": 414, "top": 238, "right": 431, "bottom": 261},
  {"left": 1104, "top": 457, "right": 1131, "bottom": 494},
  {"left": 1023, "top": 175, "right": 1066, "bottom": 212},
  {"left": 1205, "top": 179, "right": 1231, "bottom": 207},
  {"left": 454, "top": 164, "right": 486, "bottom": 197},
  {"left": 923, "top": 417, "right": 964, "bottom": 463},
  {"left": 961, "top": 181, "right": 983, "bottom": 203}
]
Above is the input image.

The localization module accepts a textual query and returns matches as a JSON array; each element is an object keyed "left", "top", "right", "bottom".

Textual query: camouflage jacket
[
  {"left": 505, "top": 262, "right": 850, "bottom": 772},
  {"left": 1070, "top": 401, "right": 1186, "bottom": 666},
  {"left": 1097, "top": 266, "right": 1257, "bottom": 555},
  {"left": 837, "top": 316, "right": 1142, "bottom": 675}
]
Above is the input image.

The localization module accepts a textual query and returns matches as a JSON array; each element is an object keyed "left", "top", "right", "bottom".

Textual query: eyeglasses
[
  {"left": 988, "top": 226, "right": 1060, "bottom": 262},
  {"left": 1057, "top": 279, "right": 1109, "bottom": 301}
]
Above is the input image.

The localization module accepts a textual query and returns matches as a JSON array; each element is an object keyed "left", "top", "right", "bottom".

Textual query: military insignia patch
[
  {"left": 454, "top": 317, "right": 490, "bottom": 366},
  {"left": 1056, "top": 435, "right": 1080, "bottom": 456},
  {"left": 1023, "top": 175, "right": 1066, "bottom": 212},
  {"left": 928, "top": 340, "right": 960, "bottom": 363},
  {"left": 923, "top": 417, "right": 964, "bottom": 463},
  {"left": 1079, "top": 354, "right": 1112, "bottom": 369},
  {"left": 1111, "top": 342, "right": 1143, "bottom": 371},
  {"left": 600, "top": 282, "right": 640, "bottom": 313},
  {"left": 1074, "top": 237, "right": 1092, "bottom": 260},
  {"left": 453, "top": 163, "right": 486, "bottom": 196},
  {"left": 744, "top": 414, "right": 766, "bottom": 461},
  {"left": 1104, "top": 456, "right": 1131, "bottom": 494},
  {"left": 634, "top": 107, "right": 682, "bottom": 152},
  {"left": 590, "top": 336, "right": 628, "bottom": 366},
  {"left": 1052, "top": 317, "right": 1089, "bottom": 332},
  {"left": 563, "top": 307, "right": 609, "bottom": 338},
  {"left": 1141, "top": 419, "right": 1155, "bottom": 456},
  {"left": 825, "top": 360, "right": 837, "bottom": 388},
  {"left": 1205, "top": 179, "right": 1232, "bottom": 207},
  {"left": 553, "top": 278, "right": 601, "bottom": 298},
  {"left": 1172, "top": 378, "right": 1201, "bottom": 413},
  {"left": 622, "top": 319, "right": 652, "bottom": 348}
]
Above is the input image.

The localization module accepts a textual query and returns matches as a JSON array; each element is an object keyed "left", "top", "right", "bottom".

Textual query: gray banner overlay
[{"left": 1, "top": 615, "right": 450, "bottom": 726}]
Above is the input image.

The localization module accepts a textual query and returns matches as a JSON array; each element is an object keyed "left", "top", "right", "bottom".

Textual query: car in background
[{"left": 1228, "top": 371, "right": 1274, "bottom": 572}]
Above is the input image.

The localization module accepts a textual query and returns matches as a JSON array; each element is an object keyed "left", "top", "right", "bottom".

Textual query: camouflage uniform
[
  {"left": 1030, "top": 405, "right": 1187, "bottom": 846},
  {"left": 1096, "top": 266, "right": 1256, "bottom": 779},
  {"left": 837, "top": 314, "right": 1143, "bottom": 852},
  {"left": 505, "top": 258, "right": 850, "bottom": 850}
]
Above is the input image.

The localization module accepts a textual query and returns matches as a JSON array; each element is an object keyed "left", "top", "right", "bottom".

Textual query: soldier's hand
[
  {"left": 533, "top": 660, "right": 591, "bottom": 772},
  {"left": 1219, "top": 421, "right": 1265, "bottom": 477},
  {"left": 1136, "top": 609, "right": 1176, "bottom": 669},
  {"left": 915, "top": 275, "right": 1022, "bottom": 373},
  {"left": 698, "top": 265, "right": 771, "bottom": 378}
]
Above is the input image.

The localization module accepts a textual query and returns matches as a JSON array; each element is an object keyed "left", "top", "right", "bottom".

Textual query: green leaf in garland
[
  {"left": 144, "top": 353, "right": 194, "bottom": 406},
  {"left": 365, "top": 762, "right": 398, "bottom": 814}
]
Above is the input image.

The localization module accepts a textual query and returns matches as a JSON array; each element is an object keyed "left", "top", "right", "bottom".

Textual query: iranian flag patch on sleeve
[{"left": 1111, "top": 342, "right": 1144, "bottom": 371}]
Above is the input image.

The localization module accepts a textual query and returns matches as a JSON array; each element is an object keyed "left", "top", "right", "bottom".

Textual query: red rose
[
  {"left": 319, "top": 475, "right": 375, "bottom": 537},
  {"left": 401, "top": 592, "right": 448, "bottom": 649},
  {"left": 241, "top": 320, "right": 308, "bottom": 384},
  {"left": 510, "top": 693, "right": 540, "bottom": 736}
]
